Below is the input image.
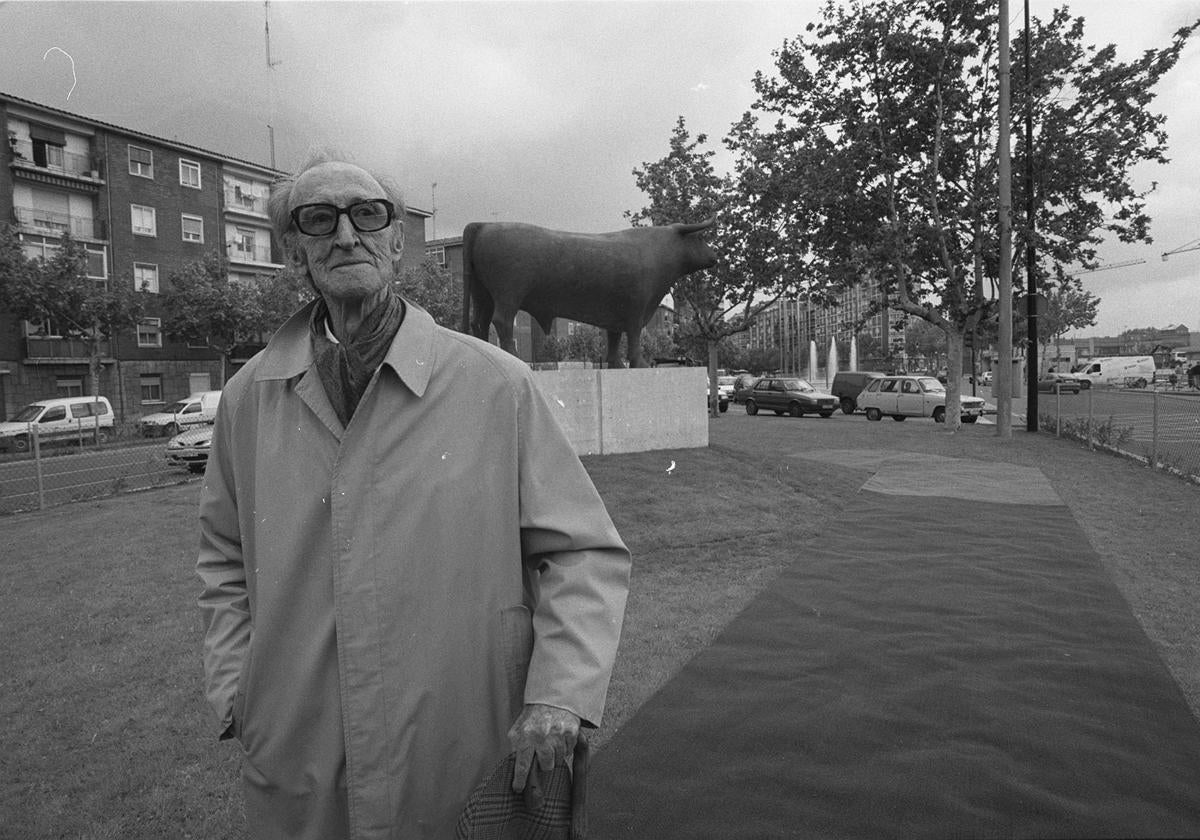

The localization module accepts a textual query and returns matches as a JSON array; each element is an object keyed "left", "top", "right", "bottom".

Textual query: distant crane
[
  {"left": 1161, "top": 239, "right": 1200, "bottom": 261},
  {"left": 1065, "top": 258, "right": 1146, "bottom": 279}
]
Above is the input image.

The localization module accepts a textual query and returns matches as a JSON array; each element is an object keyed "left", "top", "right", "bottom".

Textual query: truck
[
  {"left": 1066, "top": 356, "right": 1156, "bottom": 389},
  {"left": 138, "top": 390, "right": 222, "bottom": 437}
]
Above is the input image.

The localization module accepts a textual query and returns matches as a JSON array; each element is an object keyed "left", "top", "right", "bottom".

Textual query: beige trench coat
[{"left": 197, "top": 301, "right": 630, "bottom": 839}]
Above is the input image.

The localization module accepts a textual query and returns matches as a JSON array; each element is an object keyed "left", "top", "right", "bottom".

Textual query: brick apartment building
[{"left": 1, "top": 92, "right": 429, "bottom": 423}]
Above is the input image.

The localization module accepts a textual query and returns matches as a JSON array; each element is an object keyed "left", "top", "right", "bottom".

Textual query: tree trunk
[
  {"left": 944, "top": 326, "right": 965, "bottom": 432},
  {"left": 708, "top": 339, "right": 720, "bottom": 417}
]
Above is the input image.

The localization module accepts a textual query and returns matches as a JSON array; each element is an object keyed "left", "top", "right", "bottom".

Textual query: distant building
[
  {"left": 1, "top": 91, "right": 429, "bottom": 422},
  {"left": 744, "top": 278, "right": 904, "bottom": 372}
]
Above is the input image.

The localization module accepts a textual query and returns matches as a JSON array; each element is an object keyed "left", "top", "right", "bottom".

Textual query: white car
[
  {"left": 165, "top": 426, "right": 214, "bottom": 473},
  {"left": 858, "top": 375, "right": 985, "bottom": 423}
]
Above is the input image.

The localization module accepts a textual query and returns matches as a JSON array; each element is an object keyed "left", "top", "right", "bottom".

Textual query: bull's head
[{"left": 674, "top": 217, "right": 718, "bottom": 271}]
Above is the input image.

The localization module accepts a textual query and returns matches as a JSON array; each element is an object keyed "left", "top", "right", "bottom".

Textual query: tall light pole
[
  {"left": 996, "top": 0, "right": 1014, "bottom": 438},
  {"left": 1024, "top": 0, "right": 1039, "bottom": 431}
]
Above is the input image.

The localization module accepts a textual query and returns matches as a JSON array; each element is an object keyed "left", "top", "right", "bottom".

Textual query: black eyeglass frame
[{"left": 290, "top": 199, "right": 396, "bottom": 236}]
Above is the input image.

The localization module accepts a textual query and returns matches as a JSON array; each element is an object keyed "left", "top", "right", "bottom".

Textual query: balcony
[
  {"left": 9, "top": 140, "right": 104, "bottom": 183},
  {"left": 24, "top": 336, "right": 114, "bottom": 364},
  {"left": 14, "top": 206, "right": 106, "bottom": 241},
  {"left": 226, "top": 241, "right": 278, "bottom": 266},
  {"left": 224, "top": 187, "right": 268, "bottom": 217}
]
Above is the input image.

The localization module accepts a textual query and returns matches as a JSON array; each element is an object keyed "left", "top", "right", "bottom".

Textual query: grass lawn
[{"left": 3, "top": 414, "right": 1198, "bottom": 837}]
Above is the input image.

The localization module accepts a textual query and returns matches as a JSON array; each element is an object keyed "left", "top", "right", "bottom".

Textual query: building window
[
  {"left": 86, "top": 246, "right": 106, "bottom": 282},
  {"left": 140, "top": 374, "right": 163, "bottom": 404},
  {"left": 426, "top": 245, "right": 447, "bottom": 267},
  {"left": 179, "top": 158, "right": 201, "bottom": 189},
  {"left": 137, "top": 318, "right": 162, "bottom": 348},
  {"left": 182, "top": 214, "right": 204, "bottom": 243},
  {"left": 235, "top": 227, "right": 256, "bottom": 254},
  {"left": 131, "top": 204, "right": 156, "bottom": 237},
  {"left": 134, "top": 262, "right": 159, "bottom": 294},
  {"left": 56, "top": 378, "right": 83, "bottom": 398},
  {"left": 128, "top": 145, "right": 153, "bottom": 178}
]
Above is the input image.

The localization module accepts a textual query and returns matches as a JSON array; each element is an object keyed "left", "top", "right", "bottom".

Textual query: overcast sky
[{"left": 2, "top": 0, "right": 1198, "bottom": 336}]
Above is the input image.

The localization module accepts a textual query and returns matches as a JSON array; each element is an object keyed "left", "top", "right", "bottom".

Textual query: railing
[
  {"left": 9, "top": 140, "right": 102, "bottom": 179},
  {"left": 226, "top": 241, "right": 275, "bottom": 263},
  {"left": 1039, "top": 385, "right": 1200, "bottom": 484},
  {"left": 223, "top": 187, "right": 268, "bottom": 215},
  {"left": 13, "top": 205, "right": 104, "bottom": 240},
  {"left": 25, "top": 336, "right": 114, "bottom": 360}
]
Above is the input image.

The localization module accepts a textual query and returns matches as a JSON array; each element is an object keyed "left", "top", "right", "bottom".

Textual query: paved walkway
[{"left": 590, "top": 415, "right": 1200, "bottom": 838}]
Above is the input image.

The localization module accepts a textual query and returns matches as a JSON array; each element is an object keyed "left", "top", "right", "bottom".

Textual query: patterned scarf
[{"left": 309, "top": 291, "right": 405, "bottom": 427}]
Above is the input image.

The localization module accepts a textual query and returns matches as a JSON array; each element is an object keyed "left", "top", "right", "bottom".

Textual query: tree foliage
[
  {"left": 0, "top": 228, "right": 145, "bottom": 396},
  {"left": 628, "top": 116, "right": 787, "bottom": 415},
  {"left": 725, "top": 0, "right": 1196, "bottom": 426},
  {"left": 393, "top": 259, "right": 461, "bottom": 328}
]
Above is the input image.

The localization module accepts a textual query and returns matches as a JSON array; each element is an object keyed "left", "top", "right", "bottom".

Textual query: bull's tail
[{"left": 460, "top": 222, "right": 490, "bottom": 337}]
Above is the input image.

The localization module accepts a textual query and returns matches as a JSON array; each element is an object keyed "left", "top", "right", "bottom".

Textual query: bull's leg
[
  {"left": 605, "top": 331, "right": 625, "bottom": 368},
  {"left": 625, "top": 323, "right": 646, "bottom": 368},
  {"left": 470, "top": 295, "right": 494, "bottom": 341},
  {"left": 492, "top": 304, "right": 519, "bottom": 357}
]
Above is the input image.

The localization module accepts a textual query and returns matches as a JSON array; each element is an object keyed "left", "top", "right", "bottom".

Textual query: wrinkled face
[{"left": 287, "top": 162, "right": 402, "bottom": 303}]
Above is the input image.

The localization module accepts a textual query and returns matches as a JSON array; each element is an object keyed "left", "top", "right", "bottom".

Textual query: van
[
  {"left": 0, "top": 395, "right": 114, "bottom": 453},
  {"left": 138, "top": 391, "right": 221, "bottom": 437},
  {"left": 1067, "top": 356, "right": 1156, "bottom": 389},
  {"left": 830, "top": 371, "right": 885, "bottom": 414}
]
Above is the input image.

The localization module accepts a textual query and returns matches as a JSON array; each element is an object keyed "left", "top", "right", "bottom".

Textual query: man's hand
[{"left": 508, "top": 703, "right": 580, "bottom": 805}]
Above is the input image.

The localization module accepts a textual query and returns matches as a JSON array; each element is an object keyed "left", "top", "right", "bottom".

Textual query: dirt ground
[{"left": 711, "top": 412, "right": 1200, "bottom": 721}]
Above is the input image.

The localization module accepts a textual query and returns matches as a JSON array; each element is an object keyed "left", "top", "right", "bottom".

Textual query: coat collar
[{"left": 253, "top": 296, "right": 436, "bottom": 398}]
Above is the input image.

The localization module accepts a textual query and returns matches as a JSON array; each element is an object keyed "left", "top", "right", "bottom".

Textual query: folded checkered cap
[{"left": 456, "top": 738, "right": 589, "bottom": 840}]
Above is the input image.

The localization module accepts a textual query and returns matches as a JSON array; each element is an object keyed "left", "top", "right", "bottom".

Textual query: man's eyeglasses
[{"left": 291, "top": 200, "right": 395, "bottom": 236}]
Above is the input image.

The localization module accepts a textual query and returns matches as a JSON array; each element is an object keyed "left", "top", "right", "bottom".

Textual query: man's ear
[{"left": 391, "top": 224, "right": 405, "bottom": 259}]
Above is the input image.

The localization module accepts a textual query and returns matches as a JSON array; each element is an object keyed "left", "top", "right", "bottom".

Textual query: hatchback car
[
  {"left": 165, "top": 426, "right": 213, "bottom": 473},
  {"left": 858, "top": 375, "right": 985, "bottom": 423},
  {"left": 1037, "top": 373, "right": 1081, "bottom": 394},
  {"left": 743, "top": 377, "right": 838, "bottom": 418}
]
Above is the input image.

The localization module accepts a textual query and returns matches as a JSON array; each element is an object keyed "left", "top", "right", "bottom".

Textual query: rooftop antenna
[
  {"left": 431, "top": 182, "right": 438, "bottom": 240},
  {"left": 265, "top": 1, "right": 281, "bottom": 169}
]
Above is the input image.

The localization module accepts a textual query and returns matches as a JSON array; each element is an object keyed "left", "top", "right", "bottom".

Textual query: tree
[
  {"left": 628, "top": 116, "right": 787, "bottom": 416},
  {"left": 393, "top": 259, "right": 461, "bottom": 328},
  {"left": 727, "top": 0, "right": 1196, "bottom": 429},
  {"left": 255, "top": 266, "right": 314, "bottom": 334},
  {"left": 0, "top": 229, "right": 145, "bottom": 399},
  {"left": 1032, "top": 279, "right": 1099, "bottom": 372},
  {"left": 161, "top": 252, "right": 260, "bottom": 385}
]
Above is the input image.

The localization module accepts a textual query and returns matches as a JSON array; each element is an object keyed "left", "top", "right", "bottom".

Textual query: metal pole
[
  {"left": 1024, "top": 0, "right": 1038, "bottom": 431},
  {"left": 996, "top": 0, "right": 1014, "bottom": 437},
  {"left": 1151, "top": 389, "right": 1159, "bottom": 467},
  {"left": 32, "top": 426, "right": 45, "bottom": 510}
]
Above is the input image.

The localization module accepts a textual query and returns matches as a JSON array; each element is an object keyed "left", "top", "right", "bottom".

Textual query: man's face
[{"left": 287, "top": 162, "right": 401, "bottom": 303}]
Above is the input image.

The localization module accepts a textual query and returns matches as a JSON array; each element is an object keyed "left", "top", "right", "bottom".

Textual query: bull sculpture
[{"left": 460, "top": 219, "right": 717, "bottom": 368}]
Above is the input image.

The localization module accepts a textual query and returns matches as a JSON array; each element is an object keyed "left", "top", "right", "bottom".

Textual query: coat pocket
[
  {"left": 499, "top": 605, "right": 533, "bottom": 719},
  {"left": 231, "top": 638, "right": 254, "bottom": 744}
]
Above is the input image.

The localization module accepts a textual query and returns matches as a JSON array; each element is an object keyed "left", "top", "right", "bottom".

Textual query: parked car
[
  {"left": 706, "top": 383, "right": 730, "bottom": 413},
  {"left": 830, "top": 371, "right": 885, "bottom": 415},
  {"left": 165, "top": 426, "right": 214, "bottom": 473},
  {"left": 138, "top": 390, "right": 221, "bottom": 437},
  {"left": 732, "top": 373, "right": 760, "bottom": 404},
  {"left": 743, "top": 377, "right": 838, "bottom": 418},
  {"left": 979, "top": 370, "right": 993, "bottom": 386},
  {"left": 1037, "top": 373, "right": 1081, "bottom": 394},
  {"left": 0, "top": 395, "right": 114, "bottom": 453},
  {"left": 717, "top": 375, "right": 736, "bottom": 401},
  {"left": 858, "top": 375, "right": 985, "bottom": 423}
]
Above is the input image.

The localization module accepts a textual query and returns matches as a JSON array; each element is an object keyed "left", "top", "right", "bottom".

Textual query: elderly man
[{"left": 196, "top": 151, "right": 630, "bottom": 839}]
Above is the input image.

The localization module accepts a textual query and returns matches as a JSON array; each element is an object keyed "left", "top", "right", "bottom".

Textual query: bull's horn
[{"left": 676, "top": 218, "right": 716, "bottom": 235}]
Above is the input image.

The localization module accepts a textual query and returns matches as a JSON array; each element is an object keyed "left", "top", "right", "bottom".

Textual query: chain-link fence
[
  {"left": 0, "top": 420, "right": 202, "bottom": 515},
  {"left": 1038, "top": 385, "right": 1200, "bottom": 484}
]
